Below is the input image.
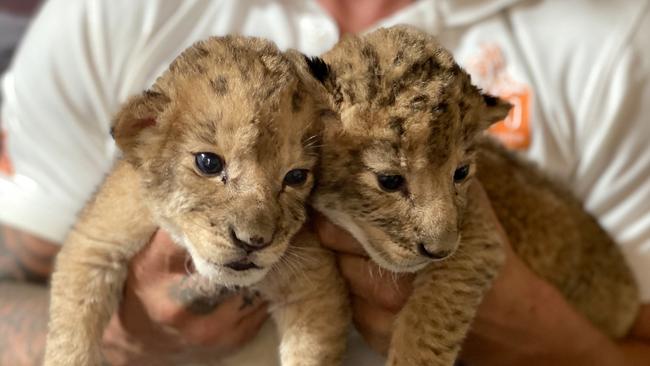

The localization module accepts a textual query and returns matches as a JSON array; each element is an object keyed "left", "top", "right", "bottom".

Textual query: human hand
[
  {"left": 314, "top": 214, "right": 413, "bottom": 355},
  {"left": 102, "top": 230, "right": 269, "bottom": 365},
  {"left": 458, "top": 244, "right": 621, "bottom": 366},
  {"left": 459, "top": 183, "right": 621, "bottom": 366}
]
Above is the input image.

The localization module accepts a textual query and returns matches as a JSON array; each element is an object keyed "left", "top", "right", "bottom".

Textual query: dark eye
[
  {"left": 377, "top": 174, "right": 405, "bottom": 192},
  {"left": 283, "top": 169, "right": 309, "bottom": 187},
  {"left": 195, "top": 152, "right": 224, "bottom": 175},
  {"left": 453, "top": 164, "right": 470, "bottom": 183}
]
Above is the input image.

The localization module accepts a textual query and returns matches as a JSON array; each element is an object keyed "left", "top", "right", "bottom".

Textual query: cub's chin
[{"left": 364, "top": 243, "right": 432, "bottom": 274}]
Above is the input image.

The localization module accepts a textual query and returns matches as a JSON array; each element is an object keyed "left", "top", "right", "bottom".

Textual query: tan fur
[
  {"left": 315, "top": 25, "right": 639, "bottom": 365},
  {"left": 44, "top": 36, "right": 349, "bottom": 366}
]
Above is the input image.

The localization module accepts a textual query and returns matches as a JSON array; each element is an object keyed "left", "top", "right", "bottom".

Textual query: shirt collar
[
  {"left": 364, "top": 0, "right": 525, "bottom": 35},
  {"left": 437, "top": 0, "right": 524, "bottom": 26}
]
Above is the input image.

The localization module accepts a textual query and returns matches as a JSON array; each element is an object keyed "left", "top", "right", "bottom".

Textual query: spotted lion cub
[
  {"left": 314, "top": 26, "right": 639, "bottom": 365},
  {"left": 44, "top": 36, "right": 349, "bottom": 366}
]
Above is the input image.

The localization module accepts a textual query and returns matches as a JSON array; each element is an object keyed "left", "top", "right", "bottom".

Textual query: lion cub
[
  {"left": 44, "top": 36, "right": 349, "bottom": 366},
  {"left": 314, "top": 26, "right": 639, "bottom": 365}
]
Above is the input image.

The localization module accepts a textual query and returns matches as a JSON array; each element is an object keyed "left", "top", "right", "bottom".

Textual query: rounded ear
[
  {"left": 302, "top": 55, "right": 331, "bottom": 84},
  {"left": 285, "top": 50, "right": 339, "bottom": 127},
  {"left": 482, "top": 93, "right": 512, "bottom": 127},
  {"left": 284, "top": 50, "right": 333, "bottom": 91},
  {"left": 111, "top": 90, "right": 169, "bottom": 164}
]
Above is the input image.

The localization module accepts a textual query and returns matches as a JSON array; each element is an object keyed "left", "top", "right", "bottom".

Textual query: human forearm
[
  {"left": 527, "top": 287, "right": 649, "bottom": 366},
  {"left": 0, "top": 226, "right": 59, "bottom": 282},
  {"left": 0, "top": 225, "right": 59, "bottom": 365},
  {"left": 463, "top": 255, "right": 650, "bottom": 366},
  {"left": 0, "top": 281, "right": 49, "bottom": 366}
]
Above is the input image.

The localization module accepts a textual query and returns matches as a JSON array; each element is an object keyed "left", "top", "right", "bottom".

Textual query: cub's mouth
[
  {"left": 225, "top": 259, "right": 261, "bottom": 271},
  {"left": 190, "top": 254, "right": 271, "bottom": 287}
]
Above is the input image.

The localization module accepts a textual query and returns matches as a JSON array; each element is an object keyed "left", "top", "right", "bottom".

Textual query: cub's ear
[
  {"left": 284, "top": 50, "right": 339, "bottom": 128},
  {"left": 111, "top": 90, "right": 169, "bottom": 164},
  {"left": 481, "top": 93, "right": 512, "bottom": 127},
  {"left": 303, "top": 55, "right": 331, "bottom": 85},
  {"left": 285, "top": 50, "right": 332, "bottom": 89}
]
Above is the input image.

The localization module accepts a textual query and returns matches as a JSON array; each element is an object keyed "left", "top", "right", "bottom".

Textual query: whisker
[
  {"left": 184, "top": 216, "right": 215, "bottom": 233},
  {"left": 302, "top": 134, "right": 319, "bottom": 146},
  {"left": 305, "top": 143, "right": 326, "bottom": 149},
  {"left": 279, "top": 247, "right": 315, "bottom": 287}
]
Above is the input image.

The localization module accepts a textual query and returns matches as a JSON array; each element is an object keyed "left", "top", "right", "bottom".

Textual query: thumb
[{"left": 130, "top": 229, "right": 191, "bottom": 280}]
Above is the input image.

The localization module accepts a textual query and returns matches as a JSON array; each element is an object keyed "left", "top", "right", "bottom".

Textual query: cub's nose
[
  {"left": 417, "top": 230, "right": 459, "bottom": 260},
  {"left": 417, "top": 243, "right": 453, "bottom": 260},
  {"left": 229, "top": 227, "right": 272, "bottom": 253}
]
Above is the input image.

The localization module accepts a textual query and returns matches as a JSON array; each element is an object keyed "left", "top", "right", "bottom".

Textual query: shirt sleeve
[
  {"left": 572, "top": 7, "right": 650, "bottom": 302},
  {"left": 0, "top": 0, "right": 120, "bottom": 243}
]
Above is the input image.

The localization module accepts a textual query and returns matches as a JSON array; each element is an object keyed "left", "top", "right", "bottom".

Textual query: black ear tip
[
  {"left": 109, "top": 126, "right": 116, "bottom": 139},
  {"left": 483, "top": 94, "right": 500, "bottom": 107},
  {"left": 303, "top": 55, "right": 330, "bottom": 83}
]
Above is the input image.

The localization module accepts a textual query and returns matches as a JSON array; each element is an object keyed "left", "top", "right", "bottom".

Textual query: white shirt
[{"left": 1, "top": 0, "right": 649, "bottom": 364}]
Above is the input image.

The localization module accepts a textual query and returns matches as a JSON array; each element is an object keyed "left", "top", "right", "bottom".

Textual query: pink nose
[
  {"left": 417, "top": 229, "right": 458, "bottom": 260},
  {"left": 229, "top": 227, "right": 271, "bottom": 253},
  {"left": 417, "top": 243, "right": 452, "bottom": 260}
]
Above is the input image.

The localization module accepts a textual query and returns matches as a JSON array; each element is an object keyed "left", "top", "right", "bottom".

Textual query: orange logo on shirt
[
  {"left": 466, "top": 44, "right": 532, "bottom": 150},
  {"left": 0, "top": 129, "right": 14, "bottom": 176}
]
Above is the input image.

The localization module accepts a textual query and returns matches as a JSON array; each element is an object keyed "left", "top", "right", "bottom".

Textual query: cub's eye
[
  {"left": 283, "top": 169, "right": 309, "bottom": 187},
  {"left": 453, "top": 164, "right": 470, "bottom": 183},
  {"left": 377, "top": 174, "right": 405, "bottom": 192},
  {"left": 195, "top": 152, "right": 224, "bottom": 175}
]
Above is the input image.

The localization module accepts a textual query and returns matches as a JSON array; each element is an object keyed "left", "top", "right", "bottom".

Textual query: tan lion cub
[
  {"left": 314, "top": 26, "right": 639, "bottom": 365},
  {"left": 44, "top": 36, "right": 349, "bottom": 366}
]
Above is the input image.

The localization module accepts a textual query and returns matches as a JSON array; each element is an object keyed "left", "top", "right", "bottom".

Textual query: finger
[
  {"left": 213, "top": 292, "right": 267, "bottom": 324},
  {"left": 338, "top": 254, "right": 413, "bottom": 313},
  {"left": 120, "top": 271, "right": 188, "bottom": 330},
  {"left": 184, "top": 307, "right": 270, "bottom": 365},
  {"left": 131, "top": 229, "right": 189, "bottom": 275},
  {"left": 351, "top": 296, "right": 394, "bottom": 356},
  {"left": 180, "top": 297, "right": 268, "bottom": 347},
  {"left": 228, "top": 303, "right": 271, "bottom": 348},
  {"left": 126, "top": 230, "right": 190, "bottom": 300},
  {"left": 313, "top": 213, "right": 367, "bottom": 256},
  {"left": 179, "top": 291, "right": 266, "bottom": 331},
  {"left": 126, "top": 257, "right": 189, "bottom": 303},
  {"left": 133, "top": 272, "right": 260, "bottom": 330}
]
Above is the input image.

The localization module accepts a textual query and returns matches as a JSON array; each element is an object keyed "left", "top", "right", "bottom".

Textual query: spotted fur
[
  {"left": 45, "top": 36, "right": 349, "bottom": 366},
  {"left": 314, "top": 26, "right": 639, "bottom": 365}
]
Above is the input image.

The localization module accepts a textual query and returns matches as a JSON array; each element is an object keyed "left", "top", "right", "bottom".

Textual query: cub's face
[
  {"left": 315, "top": 26, "right": 510, "bottom": 273},
  {"left": 112, "top": 36, "right": 330, "bottom": 286}
]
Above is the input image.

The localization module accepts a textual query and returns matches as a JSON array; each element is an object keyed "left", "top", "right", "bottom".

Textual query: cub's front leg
[
  {"left": 45, "top": 162, "right": 156, "bottom": 366},
  {"left": 387, "top": 186, "right": 505, "bottom": 366},
  {"left": 259, "top": 229, "right": 350, "bottom": 366}
]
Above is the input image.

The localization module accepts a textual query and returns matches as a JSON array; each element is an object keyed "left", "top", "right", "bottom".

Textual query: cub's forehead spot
[
  {"left": 353, "top": 107, "right": 462, "bottom": 173},
  {"left": 210, "top": 75, "right": 229, "bottom": 95},
  {"left": 159, "top": 38, "right": 302, "bottom": 108}
]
